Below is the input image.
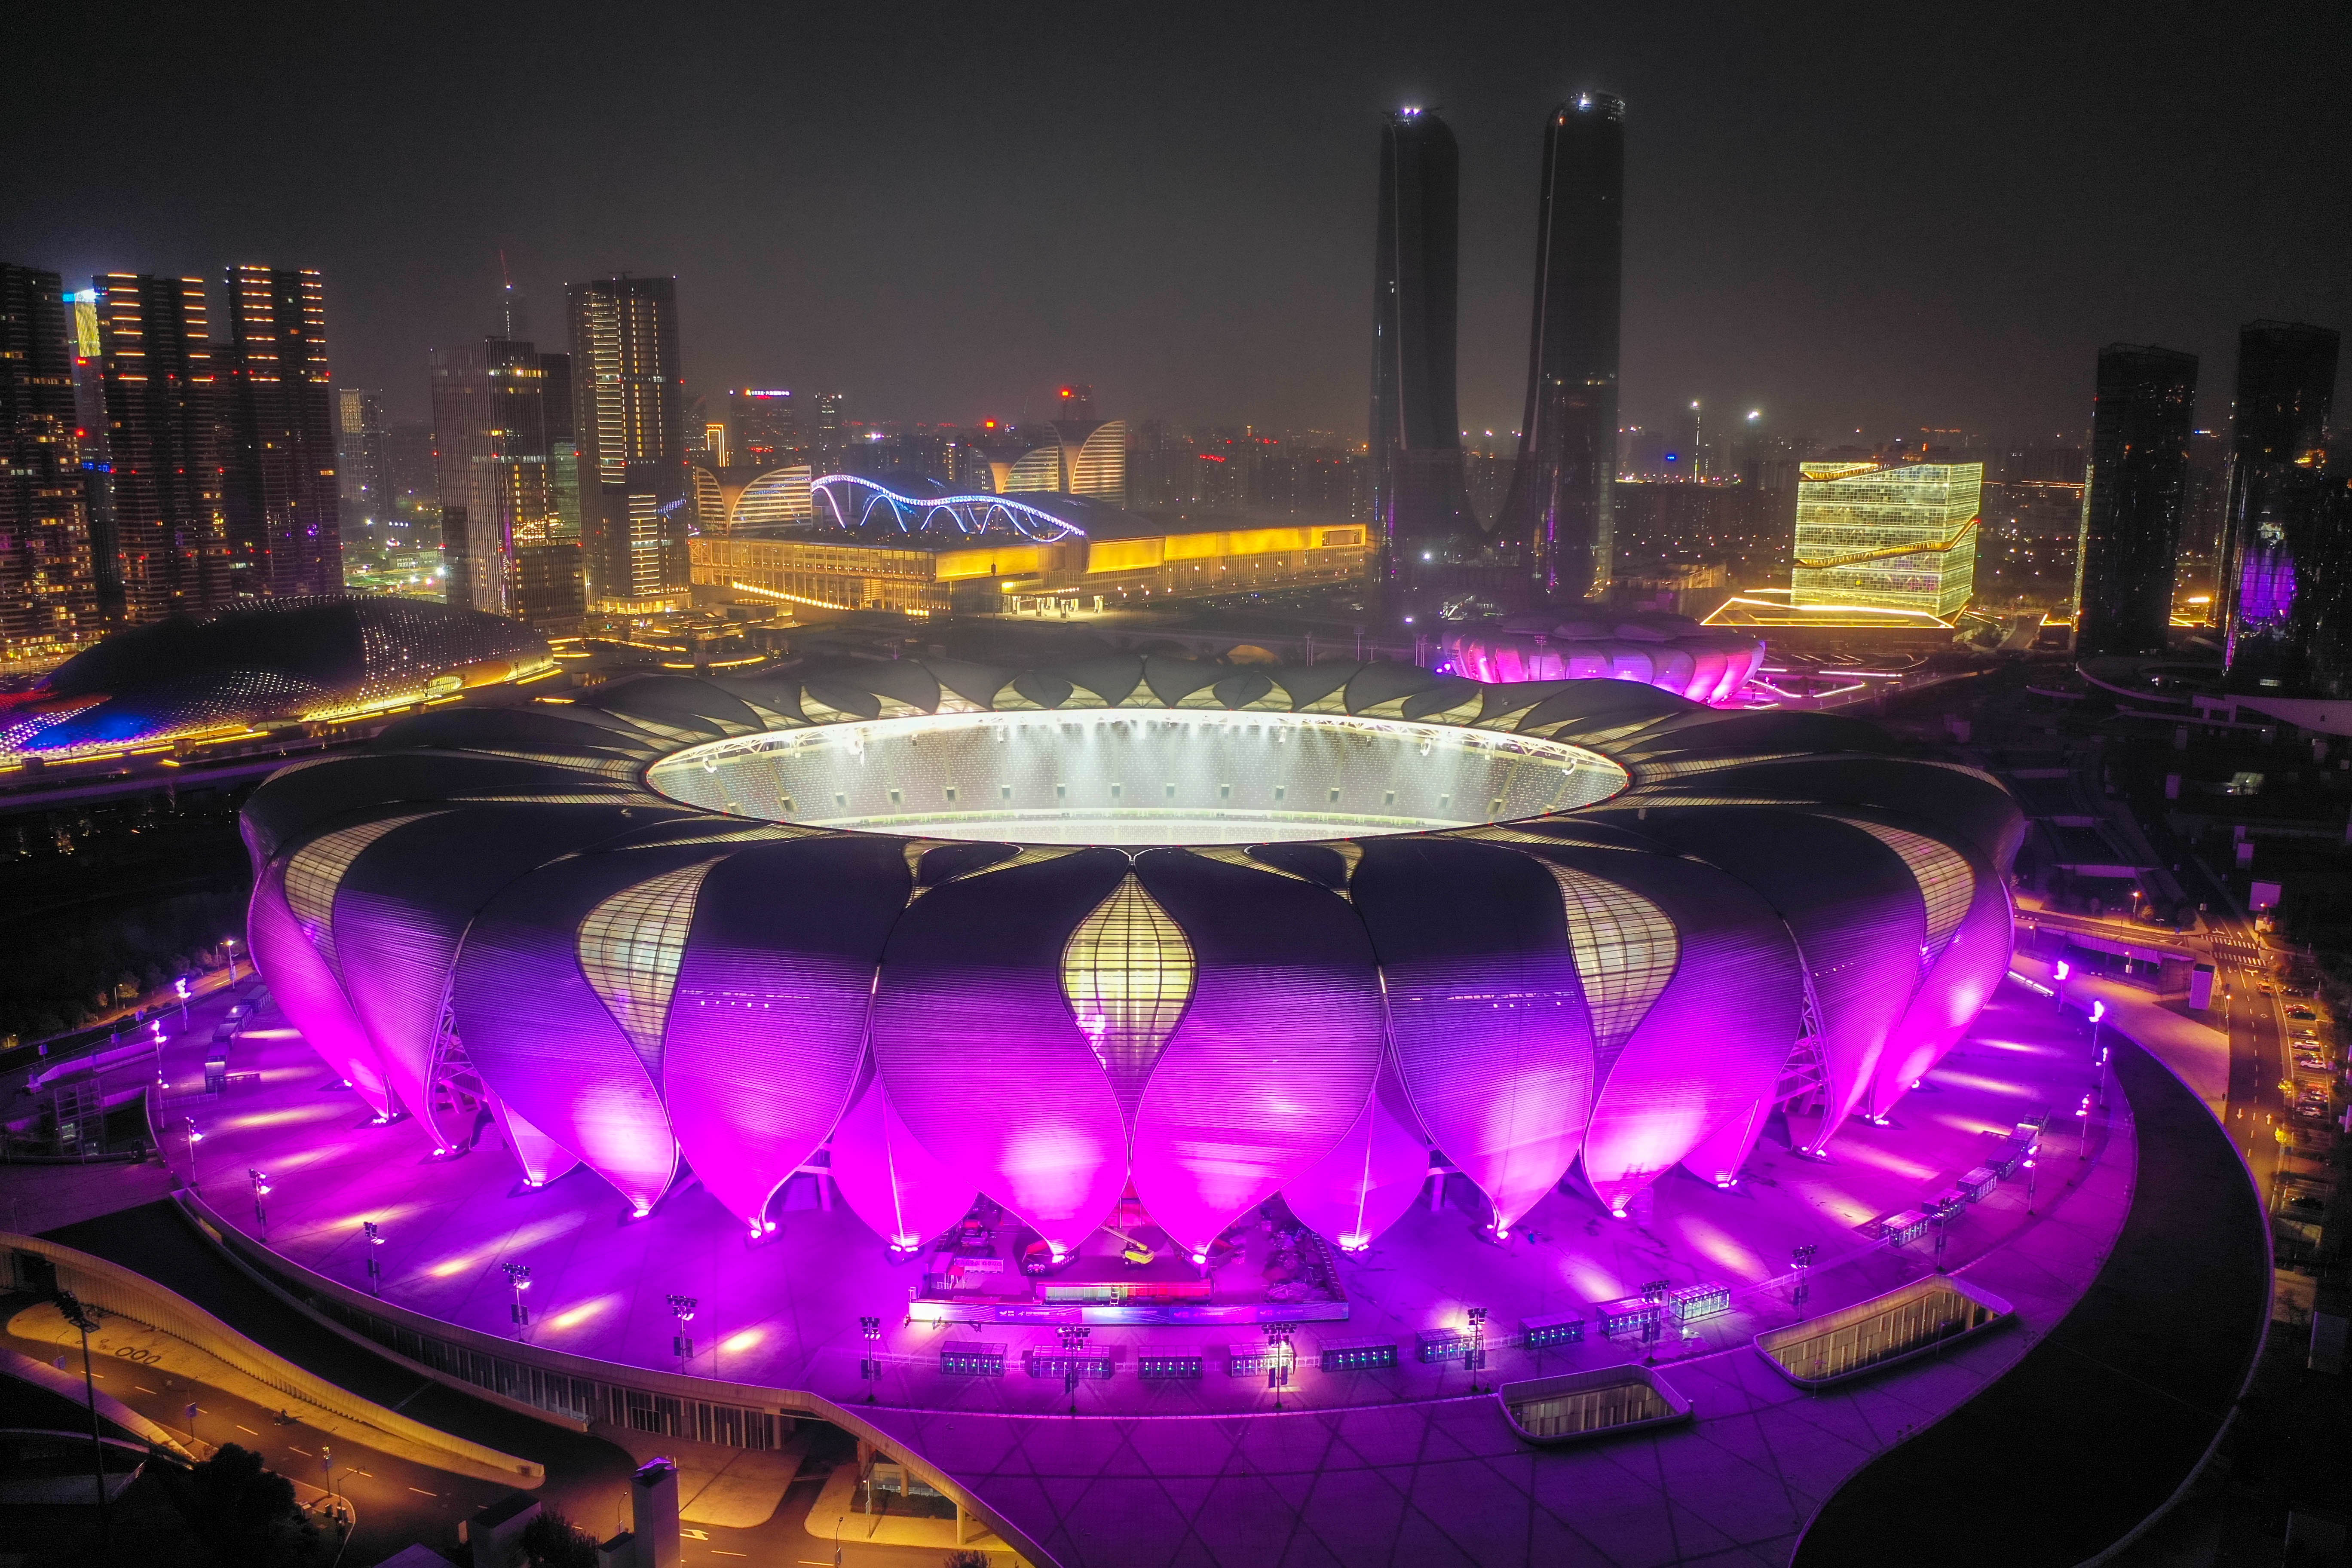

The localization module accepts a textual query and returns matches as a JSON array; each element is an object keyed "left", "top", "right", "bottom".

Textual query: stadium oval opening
[{"left": 644, "top": 709, "right": 1630, "bottom": 846}]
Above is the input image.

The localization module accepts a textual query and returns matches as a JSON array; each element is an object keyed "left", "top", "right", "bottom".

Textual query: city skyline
[{"left": 4, "top": 3, "right": 2341, "bottom": 447}]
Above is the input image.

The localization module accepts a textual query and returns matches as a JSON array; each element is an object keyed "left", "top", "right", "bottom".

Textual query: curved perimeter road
[{"left": 1793, "top": 1035, "right": 2270, "bottom": 1568}]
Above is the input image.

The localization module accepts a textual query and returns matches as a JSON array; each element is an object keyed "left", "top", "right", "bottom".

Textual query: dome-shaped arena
[{"left": 241, "top": 657, "right": 2021, "bottom": 1262}]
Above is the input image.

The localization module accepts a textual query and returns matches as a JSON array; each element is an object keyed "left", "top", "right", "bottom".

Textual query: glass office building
[{"left": 1790, "top": 461, "right": 1983, "bottom": 619}]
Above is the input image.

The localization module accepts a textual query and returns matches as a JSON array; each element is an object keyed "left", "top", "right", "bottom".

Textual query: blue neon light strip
[{"left": 810, "top": 474, "right": 1089, "bottom": 543}]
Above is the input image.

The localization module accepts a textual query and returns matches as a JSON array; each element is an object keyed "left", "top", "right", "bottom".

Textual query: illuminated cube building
[{"left": 1789, "top": 460, "right": 1983, "bottom": 619}]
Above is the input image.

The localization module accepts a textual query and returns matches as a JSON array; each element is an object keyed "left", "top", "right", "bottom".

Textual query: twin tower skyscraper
[{"left": 1370, "top": 96, "right": 1624, "bottom": 615}]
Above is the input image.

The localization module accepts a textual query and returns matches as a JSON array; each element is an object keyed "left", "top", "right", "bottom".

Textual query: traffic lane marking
[{"left": 407, "top": 1486, "right": 439, "bottom": 1498}]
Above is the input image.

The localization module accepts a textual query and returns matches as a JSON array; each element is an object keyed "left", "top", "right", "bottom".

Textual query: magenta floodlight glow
[
  {"left": 237, "top": 660, "right": 2020, "bottom": 1262},
  {"left": 2055, "top": 961, "right": 2070, "bottom": 980}
]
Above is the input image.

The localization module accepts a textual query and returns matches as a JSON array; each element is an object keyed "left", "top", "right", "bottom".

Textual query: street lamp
[
  {"left": 667, "top": 1294, "right": 697, "bottom": 1373},
  {"left": 182, "top": 1119, "right": 202, "bottom": 1188},
  {"left": 175, "top": 975, "right": 191, "bottom": 1029},
  {"left": 246, "top": 1169, "right": 271, "bottom": 1233},
  {"left": 222, "top": 937, "right": 240, "bottom": 981},
  {"left": 362, "top": 1221, "right": 383, "bottom": 1295},
  {"left": 1266, "top": 1322, "right": 1298, "bottom": 1412},
  {"left": 54, "top": 1288, "right": 113, "bottom": 1554},
  {"left": 2090, "top": 998, "right": 2106, "bottom": 1061},
  {"left": 150, "top": 1018, "right": 166, "bottom": 1087},
  {"left": 2024, "top": 1157, "right": 2037, "bottom": 1210},
  {"left": 502, "top": 1262, "right": 531, "bottom": 1335},
  {"left": 858, "top": 1316, "right": 882, "bottom": 1404},
  {"left": 1791, "top": 1244, "right": 1816, "bottom": 1311},
  {"left": 1465, "top": 1307, "right": 1489, "bottom": 1394},
  {"left": 2053, "top": 959, "right": 2070, "bottom": 1014}
]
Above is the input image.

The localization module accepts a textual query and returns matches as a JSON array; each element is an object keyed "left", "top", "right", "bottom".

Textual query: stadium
[{"left": 242, "top": 657, "right": 2021, "bottom": 1270}]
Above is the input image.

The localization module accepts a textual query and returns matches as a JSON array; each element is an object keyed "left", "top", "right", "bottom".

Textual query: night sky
[{"left": 6, "top": 0, "right": 2344, "bottom": 446}]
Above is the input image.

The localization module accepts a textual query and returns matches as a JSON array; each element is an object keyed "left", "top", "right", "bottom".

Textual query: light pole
[
  {"left": 222, "top": 937, "right": 240, "bottom": 981},
  {"left": 54, "top": 1288, "right": 112, "bottom": 1554},
  {"left": 363, "top": 1221, "right": 383, "bottom": 1295},
  {"left": 1057, "top": 1323, "right": 1092, "bottom": 1414},
  {"left": 247, "top": 1169, "right": 271, "bottom": 1234},
  {"left": 858, "top": 1316, "right": 882, "bottom": 1404},
  {"left": 175, "top": 976, "right": 191, "bottom": 1030},
  {"left": 1266, "top": 1322, "right": 1298, "bottom": 1412},
  {"left": 2024, "top": 1157, "right": 2037, "bottom": 1211},
  {"left": 183, "top": 1118, "right": 202, "bottom": 1188},
  {"left": 502, "top": 1262, "right": 531, "bottom": 1337},
  {"left": 2053, "top": 959, "right": 2070, "bottom": 1014},
  {"left": 150, "top": 1018, "right": 166, "bottom": 1087},
  {"left": 1791, "top": 1244, "right": 1816, "bottom": 1311},
  {"left": 2089, "top": 998, "right": 2106, "bottom": 1063},
  {"left": 667, "top": 1294, "right": 697, "bottom": 1373},
  {"left": 1465, "top": 1307, "right": 1488, "bottom": 1394}
]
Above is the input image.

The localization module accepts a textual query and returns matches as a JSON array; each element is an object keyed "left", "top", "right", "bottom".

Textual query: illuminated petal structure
[{"left": 242, "top": 658, "right": 2018, "bottom": 1256}]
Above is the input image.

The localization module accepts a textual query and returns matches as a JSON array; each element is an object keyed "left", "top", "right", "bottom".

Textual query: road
[
  {"left": 2023, "top": 879, "right": 2315, "bottom": 1234},
  {"left": 1, "top": 1313, "right": 518, "bottom": 1564}
]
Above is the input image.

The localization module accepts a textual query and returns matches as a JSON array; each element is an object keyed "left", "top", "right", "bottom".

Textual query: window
[
  {"left": 1544, "top": 864, "right": 1679, "bottom": 1056},
  {"left": 1828, "top": 816, "right": 1974, "bottom": 962},
  {"left": 1062, "top": 873, "right": 1195, "bottom": 1103},
  {"left": 282, "top": 814, "right": 433, "bottom": 977},
  {"left": 578, "top": 860, "right": 721, "bottom": 1055}
]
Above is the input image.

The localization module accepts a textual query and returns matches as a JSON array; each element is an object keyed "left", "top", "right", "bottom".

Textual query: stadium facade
[{"left": 243, "top": 658, "right": 2019, "bottom": 1263}]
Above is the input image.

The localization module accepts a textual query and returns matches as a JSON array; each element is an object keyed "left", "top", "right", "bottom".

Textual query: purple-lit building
[{"left": 242, "top": 658, "right": 2018, "bottom": 1264}]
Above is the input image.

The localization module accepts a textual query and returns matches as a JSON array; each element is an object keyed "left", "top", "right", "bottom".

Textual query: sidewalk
[{"left": 2013, "top": 951, "right": 2231, "bottom": 1116}]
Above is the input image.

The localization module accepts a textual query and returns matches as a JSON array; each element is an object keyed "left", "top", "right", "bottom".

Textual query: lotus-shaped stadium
[{"left": 241, "top": 656, "right": 2021, "bottom": 1267}]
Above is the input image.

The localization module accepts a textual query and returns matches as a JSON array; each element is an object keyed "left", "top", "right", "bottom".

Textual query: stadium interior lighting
[{"left": 649, "top": 709, "right": 1626, "bottom": 847}]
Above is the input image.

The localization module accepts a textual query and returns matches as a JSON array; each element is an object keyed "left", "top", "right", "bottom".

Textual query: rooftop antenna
[{"left": 499, "top": 251, "right": 528, "bottom": 341}]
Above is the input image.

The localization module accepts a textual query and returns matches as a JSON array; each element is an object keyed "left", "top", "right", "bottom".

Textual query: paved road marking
[
  {"left": 135, "top": 1385, "right": 159, "bottom": 1393},
  {"left": 355, "top": 1470, "right": 373, "bottom": 1478},
  {"left": 235, "top": 1424, "right": 259, "bottom": 1435},
  {"left": 407, "top": 1486, "right": 438, "bottom": 1498},
  {"left": 289, "top": 1446, "right": 312, "bottom": 1456},
  {"left": 711, "top": 1554, "right": 747, "bottom": 1559}
]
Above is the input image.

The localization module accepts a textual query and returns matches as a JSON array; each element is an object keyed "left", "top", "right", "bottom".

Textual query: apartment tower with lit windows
[
  {"left": 218, "top": 266, "right": 342, "bottom": 596},
  {"left": 567, "top": 275, "right": 688, "bottom": 609}
]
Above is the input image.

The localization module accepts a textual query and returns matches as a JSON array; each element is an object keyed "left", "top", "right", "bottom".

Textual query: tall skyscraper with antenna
[
  {"left": 1369, "top": 106, "right": 1475, "bottom": 613},
  {"left": 1498, "top": 92, "right": 1624, "bottom": 604}
]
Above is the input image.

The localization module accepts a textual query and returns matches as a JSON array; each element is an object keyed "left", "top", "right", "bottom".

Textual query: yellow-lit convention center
[
  {"left": 691, "top": 474, "right": 1368, "bottom": 615},
  {"left": 1787, "top": 460, "right": 1984, "bottom": 620}
]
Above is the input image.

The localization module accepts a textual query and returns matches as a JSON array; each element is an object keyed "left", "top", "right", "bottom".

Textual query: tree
[
  {"left": 174, "top": 1443, "right": 321, "bottom": 1566},
  {"left": 517, "top": 1507, "right": 600, "bottom": 1568}
]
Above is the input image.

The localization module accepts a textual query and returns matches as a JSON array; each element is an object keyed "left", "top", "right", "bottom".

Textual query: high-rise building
[
  {"left": 567, "top": 276, "right": 688, "bottom": 608},
  {"left": 2072, "top": 344, "right": 2197, "bottom": 658},
  {"left": 92, "top": 273, "right": 231, "bottom": 620},
  {"left": 1789, "top": 460, "right": 1983, "bottom": 619},
  {"left": 429, "top": 338, "right": 551, "bottom": 616},
  {"left": 814, "top": 392, "right": 845, "bottom": 472},
  {"left": 1369, "top": 107, "right": 1475, "bottom": 609},
  {"left": 539, "top": 351, "right": 580, "bottom": 540},
  {"left": 729, "top": 389, "right": 799, "bottom": 469},
  {"left": 0, "top": 263, "right": 100, "bottom": 652},
  {"left": 337, "top": 387, "right": 390, "bottom": 550},
  {"left": 218, "top": 266, "right": 341, "bottom": 596},
  {"left": 1497, "top": 93, "right": 1624, "bottom": 603},
  {"left": 2219, "top": 321, "right": 2341, "bottom": 691},
  {"left": 1058, "top": 384, "right": 1096, "bottom": 422}
]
